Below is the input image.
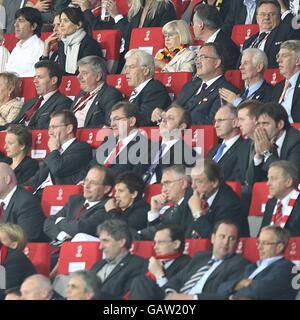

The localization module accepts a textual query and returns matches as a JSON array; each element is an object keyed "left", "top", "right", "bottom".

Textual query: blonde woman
[{"left": 0, "top": 223, "right": 27, "bottom": 250}]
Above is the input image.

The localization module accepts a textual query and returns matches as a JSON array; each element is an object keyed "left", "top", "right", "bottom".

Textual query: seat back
[
  {"left": 41, "top": 185, "right": 83, "bottom": 217},
  {"left": 0, "top": 131, "right": 6, "bottom": 155},
  {"left": 116, "top": 0, "right": 129, "bottom": 15},
  {"left": 225, "top": 70, "right": 244, "bottom": 90},
  {"left": 131, "top": 241, "right": 155, "bottom": 258},
  {"left": 190, "top": 125, "right": 218, "bottom": 156},
  {"left": 154, "top": 72, "right": 192, "bottom": 101},
  {"left": 236, "top": 237, "right": 259, "bottom": 263},
  {"left": 144, "top": 184, "right": 162, "bottom": 204},
  {"left": 249, "top": 182, "right": 270, "bottom": 216},
  {"left": 231, "top": 24, "right": 259, "bottom": 49},
  {"left": 106, "top": 74, "right": 132, "bottom": 99},
  {"left": 285, "top": 237, "right": 300, "bottom": 265},
  {"left": 184, "top": 238, "right": 211, "bottom": 256},
  {"left": 129, "top": 27, "right": 164, "bottom": 57},
  {"left": 226, "top": 181, "right": 242, "bottom": 198},
  {"left": 292, "top": 123, "right": 300, "bottom": 131},
  {"left": 20, "top": 77, "right": 37, "bottom": 100},
  {"left": 58, "top": 241, "right": 101, "bottom": 275},
  {"left": 3, "top": 32, "right": 18, "bottom": 52},
  {"left": 264, "top": 68, "right": 284, "bottom": 86},
  {"left": 23, "top": 243, "right": 51, "bottom": 276},
  {"left": 60, "top": 75, "right": 81, "bottom": 99},
  {"left": 77, "top": 128, "right": 112, "bottom": 150},
  {"left": 31, "top": 129, "right": 49, "bottom": 160}
]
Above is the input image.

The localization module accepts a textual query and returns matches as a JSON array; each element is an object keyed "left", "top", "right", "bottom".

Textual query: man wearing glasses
[{"left": 218, "top": 225, "right": 297, "bottom": 300}]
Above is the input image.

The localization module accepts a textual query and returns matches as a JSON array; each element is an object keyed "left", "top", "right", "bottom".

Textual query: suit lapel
[
  {"left": 84, "top": 85, "right": 105, "bottom": 126},
  {"left": 102, "top": 254, "right": 130, "bottom": 283},
  {"left": 3, "top": 188, "right": 19, "bottom": 222}
]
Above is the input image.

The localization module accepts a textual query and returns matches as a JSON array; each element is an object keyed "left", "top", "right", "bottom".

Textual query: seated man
[
  {"left": 186, "top": 159, "right": 249, "bottom": 238},
  {"left": 217, "top": 225, "right": 298, "bottom": 300},
  {"left": 261, "top": 160, "right": 300, "bottom": 236},
  {"left": 129, "top": 220, "right": 249, "bottom": 300},
  {"left": 129, "top": 223, "right": 191, "bottom": 300},
  {"left": 23, "top": 110, "right": 93, "bottom": 196},
  {"left": 72, "top": 55, "right": 123, "bottom": 128},
  {"left": 43, "top": 165, "right": 115, "bottom": 245}
]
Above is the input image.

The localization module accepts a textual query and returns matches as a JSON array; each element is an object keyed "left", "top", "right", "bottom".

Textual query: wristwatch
[{"left": 262, "top": 150, "right": 272, "bottom": 158}]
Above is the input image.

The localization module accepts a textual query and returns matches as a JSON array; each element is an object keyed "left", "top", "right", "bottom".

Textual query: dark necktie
[
  {"left": 165, "top": 203, "right": 179, "bottom": 221},
  {"left": 185, "top": 82, "right": 207, "bottom": 110},
  {"left": 0, "top": 202, "right": 5, "bottom": 222},
  {"left": 143, "top": 143, "right": 166, "bottom": 183},
  {"left": 75, "top": 202, "right": 90, "bottom": 220},
  {"left": 252, "top": 32, "right": 267, "bottom": 48},
  {"left": 129, "top": 89, "right": 138, "bottom": 102},
  {"left": 73, "top": 92, "right": 91, "bottom": 113},
  {"left": 22, "top": 96, "right": 44, "bottom": 122},
  {"left": 180, "top": 258, "right": 216, "bottom": 293},
  {"left": 272, "top": 142, "right": 279, "bottom": 158},
  {"left": 213, "top": 142, "right": 226, "bottom": 162},
  {"left": 103, "top": 140, "right": 123, "bottom": 167},
  {"left": 240, "top": 87, "right": 249, "bottom": 100}
]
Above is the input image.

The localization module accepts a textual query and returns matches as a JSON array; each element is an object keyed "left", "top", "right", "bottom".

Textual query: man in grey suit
[{"left": 10, "top": 60, "right": 72, "bottom": 129}]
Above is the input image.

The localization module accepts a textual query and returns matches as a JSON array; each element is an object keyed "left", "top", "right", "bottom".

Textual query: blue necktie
[
  {"left": 213, "top": 143, "right": 226, "bottom": 162},
  {"left": 240, "top": 87, "right": 249, "bottom": 100}
]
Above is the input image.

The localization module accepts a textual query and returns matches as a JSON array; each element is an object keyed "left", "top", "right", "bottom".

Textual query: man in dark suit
[
  {"left": 72, "top": 55, "right": 123, "bottom": 128},
  {"left": 0, "top": 162, "right": 44, "bottom": 242},
  {"left": 219, "top": 48, "right": 273, "bottom": 105},
  {"left": 43, "top": 165, "right": 115, "bottom": 244},
  {"left": 192, "top": 3, "right": 240, "bottom": 70},
  {"left": 186, "top": 159, "right": 249, "bottom": 238},
  {"left": 261, "top": 160, "right": 300, "bottom": 236},
  {"left": 241, "top": 0, "right": 300, "bottom": 68},
  {"left": 23, "top": 110, "right": 93, "bottom": 196},
  {"left": 271, "top": 40, "right": 300, "bottom": 123},
  {"left": 137, "top": 165, "right": 194, "bottom": 240},
  {"left": 91, "top": 219, "right": 147, "bottom": 299},
  {"left": 124, "top": 49, "right": 171, "bottom": 126},
  {"left": 207, "top": 105, "right": 243, "bottom": 181},
  {"left": 8, "top": 60, "right": 72, "bottom": 130},
  {"left": 174, "top": 43, "right": 239, "bottom": 125},
  {"left": 130, "top": 220, "right": 249, "bottom": 300},
  {"left": 217, "top": 225, "right": 297, "bottom": 300}
]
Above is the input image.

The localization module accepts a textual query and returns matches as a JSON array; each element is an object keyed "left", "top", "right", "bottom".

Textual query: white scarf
[{"left": 61, "top": 29, "right": 86, "bottom": 74}]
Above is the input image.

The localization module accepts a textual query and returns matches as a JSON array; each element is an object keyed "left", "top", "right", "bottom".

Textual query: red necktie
[
  {"left": 23, "top": 96, "right": 44, "bottom": 122},
  {"left": 272, "top": 200, "right": 283, "bottom": 225},
  {"left": 0, "top": 202, "right": 5, "bottom": 222},
  {"left": 103, "top": 141, "right": 123, "bottom": 167},
  {"left": 75, "top": 202, "right": 90, "bottom": 220},
  {"left": 73, "top": 92, "right": 91, "bottom": 113},
  {"left": 92, "top": 6, "right": 101, "bottom": 17},
  {"left": 200, "top": 198, "right": 209, "bottom": 215}
]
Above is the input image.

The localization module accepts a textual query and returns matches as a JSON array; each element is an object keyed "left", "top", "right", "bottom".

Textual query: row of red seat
[{"left": 24, "top": 236, "right": 300, "bottom": 276}]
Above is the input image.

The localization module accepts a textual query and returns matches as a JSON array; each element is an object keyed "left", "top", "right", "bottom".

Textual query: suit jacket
[
  {"left": 242, "top": 13, "right": 300, "bottom": 68},
  {"left": 176, "top": 76, "right": 240, "bottom": 125},
  {"left": 261, "top": 195, "right": 300, "bottom": 237},
  {"left": 0, "top": 245, "right": 37, "bottom": 300},
  {"left": 185, "top": 183, "right": 250, "bottom": 238},
  {"left": 271, "top": 74, "right": 300, "bottom": 122},
  {"left": 233, "top": 138, "right": 253, "bottom": 185},
  {"left": 71, "top": 83, "right": 123, "bottom": 128},
  {"left": 58, "top": 35, "right": 103, "bottom": 75},
  {"left": 12, "top": 91, "right": 72, "bottom": 129},
  {"left": 131, "top": 79, "right": 171, "bottom": 126},
  {"left": 24, "top": 139, "right": 93, "bottom": 191},
  {"left": 247, "top": 80, "right": 274, "bottom": 103},
  {"left": 217, "top": 258, "right": 297, "bottom": 299},
  {"left": 161, "top": 48, "right": 196, "bottom": 73},
  {"left": 91, "top": 253, "right": 147, "bottom": 299},
  {"left": 3, "top": 187, "right": 45, "bottom": 242},
  {"left": 83, "top": 9, "right": 115, "bottom": 31},
  {"left": 207, "top": 136, "right": 243, "bottom": 181}
]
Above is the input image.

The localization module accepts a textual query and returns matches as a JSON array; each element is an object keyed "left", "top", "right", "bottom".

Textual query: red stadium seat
[
  {"left": 31, "top": 129, "right": 49, "bottom": 160},
  {"left": 20, "top": 77, "right": 37, "bottom": 100},
  {"left": 0, "top": 131, "right": 6, "bottom": 155},
  {"left": 23, "top": 243, "right": 51, "bottom": 276},
  {"left": 236, "top": 237, "right": 259, "bottom": 263},
  {"left": 116, "top": 0, "right": 129, "bottom": 15},
  {"left": 264, "top": 68, "right": 284, "bottom": 86},
  {"left": 184, "top": 238, "right": 211, "bottom": 256},
  {"left": 182, "top": 0, "right": 191, "bottom": 15},
  {"left": 225, "top": 70, "right": 244, "bottom": 91},
  {"left": 144, "top": 184, "right": 162, "bottom": 204},
  {"left": 41, "top": 185, "right": 83, "bottom": 217},
  {"left": 292, "top": 123, "right": 300, "bottom": 131},
  {"left": 3, "top": 32, "right": 17, "bottom": 52},
  {"left": 77, "top": 128, "right": 112, "bottom": 150},
  {"left": 154, "top": 72, "right": 193, "bottom": 101},
  {"left": 131, "top": 241, "right": 155, "bottom": 258},
  {"left": 249, "top": 182, "right": 270, "bottom": 216},
  {"left": 231, "top": 24, "right": 259, "bottom": 49},
  {"left": 285, "top": 237, "right": 300, "bottom": 265},
  {"left": 190, "top": 125, "right": 218, "bottom": 157},
  {"left": 226, "top": 181, "right": 242, "bottom": 198},
  {"left": 138, "top": 126, "right": 161, "bottom": 142},
  {"left": 191, "top": 0, "right": 203, "bottom": 11},
  {"left": 60, "top": 75, "right": 81, "bottom": 99},
  {"left": 58, "top": 241, "right": 101, "bottom": 275},
  {"left": 92, "top": 29, "right": 121, "bottom": 73},
  {"left": 107, "top": 74, "right": 132, "bottom": 99},
  {"left": 40, "top": 32, "right": 52, "bottom": 41},
  {"left": 129, "top": 27, "right": 164, "bottom": 57}
]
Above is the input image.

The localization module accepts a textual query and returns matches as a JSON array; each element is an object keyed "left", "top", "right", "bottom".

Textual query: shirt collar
[
  {"left": 17, "top": 34, "right": 39, "bottom": 48},
  {"left": 256, "top": 255, "right": 283, "bottom": 267},
  {"left": 203, "top": 75, "right": 223, "bottom": 88},
  {"left": 1, "top": 186, "right": 17, "bottom": 209},
  {"left": 288, "top": 70, "right": 300, "bottom": 87},
  {"left": 223, "top": 134, "right": 240, "bottom": 149},
  {"left": 205, "top": 29, "right": 221, "bottom": 43},
  {"left": 247, "top": 79, "right": 264, "bottom": 95},
  {"left": 42, "top": 90, "right": 57, "bottom": 102},
  {"left": 60, "top": 137, "right": 76, "bottom": 153},
  {"left": 275, "top": 130, "right": 286, "bottom": 151},
  {"left": 106, "top": 251, "right": 129, "bottom": 265},
  {"left": 134, "top": 78, "right": 152, "bottom": 95},
  {"left": 207, "top": 188, "right": 219, "bottom": 207}
]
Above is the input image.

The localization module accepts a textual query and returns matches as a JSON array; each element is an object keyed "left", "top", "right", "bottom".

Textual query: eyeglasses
[
  {"left": 256, "top": 12, "right": 279, "bottom": 18},
  {"left": 256, "top": 240, "right": 281, "bottom": 246},
  {"left": 196, "top": 55, "right": 219, "bottom": 61},
  {"left": 213, "top": 118, "right": 234, "bottom": 124},
  {"left": 48, "top": 124, "right": 67, "bottom": 130},
  {"left": 161, "top": 178, "right": 182, "bottom": 188},
  {"left": 109, "top": 116, "right": 128, "bottom": 125}
]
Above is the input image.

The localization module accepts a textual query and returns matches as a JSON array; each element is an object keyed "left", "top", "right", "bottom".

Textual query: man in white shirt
[{"left": 5, "top": 7, "right": 44, "bottom": 77}]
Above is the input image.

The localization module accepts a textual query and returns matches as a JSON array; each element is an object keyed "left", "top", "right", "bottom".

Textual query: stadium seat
[
  {"left": 20, "top": 77, "right": 37, "bottom": 100},
  {"left": 3, "top": 32, "right": 17, "bottom": 52},
  {"left": 249, "top": 182, "right": 270, "bottom": 216},
  {"left": 41, "top": 184, "right": 83, "bottom": 217},
  {"left": 129, "top": 27, "right": 164, "bottom": 57},
  {"left": 92, "top": 29, "right": 121, "bottom": 74},
  {"left": 23, "top": 242, "right": 51, "bottom": 276},
  {"left": 181, "top": 0, "right": 191, "bottom": 15},
  {"left": 225, "top": 70, "right": 244, "bottom": 90},
  {"left": 191, "top": 0, "right": 203, "bottom": 11},
  {"left": 292, "top": 123, "right": 300, "bottom": 131},
  {"left": 236, "top": 237, "right": 259, "bottom": 263},
  {"left": 116, "top": 0, "right": 129, "bottom": 15},
  {"left": 58, "top": 241, "right": 101, "bottom": 275},
  {"left": 31, "top": 129, "right": 49, "bottom": 160},
  {"left": 77, "top": 128, "right": 112, "bottom": 150},
  {"left": 144, "top": 184, "right": 162, "bottom": 204},
  {"left": 285, "top": 237, "right": 300, "bottom": 265},
  {"left": 106, "top": 74, "right": 132, "bottom": 99},
  {"left": 154, "top": 72, "right": 193, "bottom": 101},
  {"left": 189, "top": 125, "right": 218, "bottom": 156},
  {"left": 226, "top": 181, "right": 242, "bottom": 198},
  {"left": 0, "top": 131, "right": 6, "bottom": 155},
  {"left": 131, "top": 241, "right": 155, "bottom": 258},
  {"left": 40, "top": 32, "right": 52, "bottom": 42},
  {"left": 231, "top": 24, "right": 259, "bottom": 49},
  {"left": 60, "top": 75, "right": 81, "bottom": 99},
  {"left": 264, "top": 68, "right": 284, "bottom": 86},
  {"left": 184, "top": 238, "right": 211, "bottom": 256}
]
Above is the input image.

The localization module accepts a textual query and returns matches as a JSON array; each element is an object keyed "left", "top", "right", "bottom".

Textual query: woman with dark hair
[
  {"left": 4, "top": 124, "right": 39, "bottom": 184},
  {"left": 57, "top": 7, "right": 103, "bottom": 75},
  {"left": 105, "top": 171, "right": 149, "bottom": 231}
]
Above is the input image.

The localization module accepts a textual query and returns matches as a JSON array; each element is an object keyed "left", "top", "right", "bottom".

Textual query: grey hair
[
  {"left": 280, "top": 40, "right": 300, "bottom": 59},
  {"left": 260, "top": 225, "right": 290, "bottom": 250},
  {"left": 162, "top": 164, "right": 192, "bottom": 184},
  {"left": 24, "top": 274, "right": 53, "bottom": 295},
  {"left": 269, "top": 160, "right": 299, "bottom": 189},
  {"left": 125, "top": 49, "right": 155, "bottom": 78},
  {"left": 69, "top": 270, "right": 102, "bottom": 296},
  {"left": 77, "top": 55, "right": 108, "bottom": 81},
  {"left": 242, "top": 48, "right": 268, "bottom": 69},
  {"left": 217, "top": 104, "right": 238, "bottom": 118}
]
